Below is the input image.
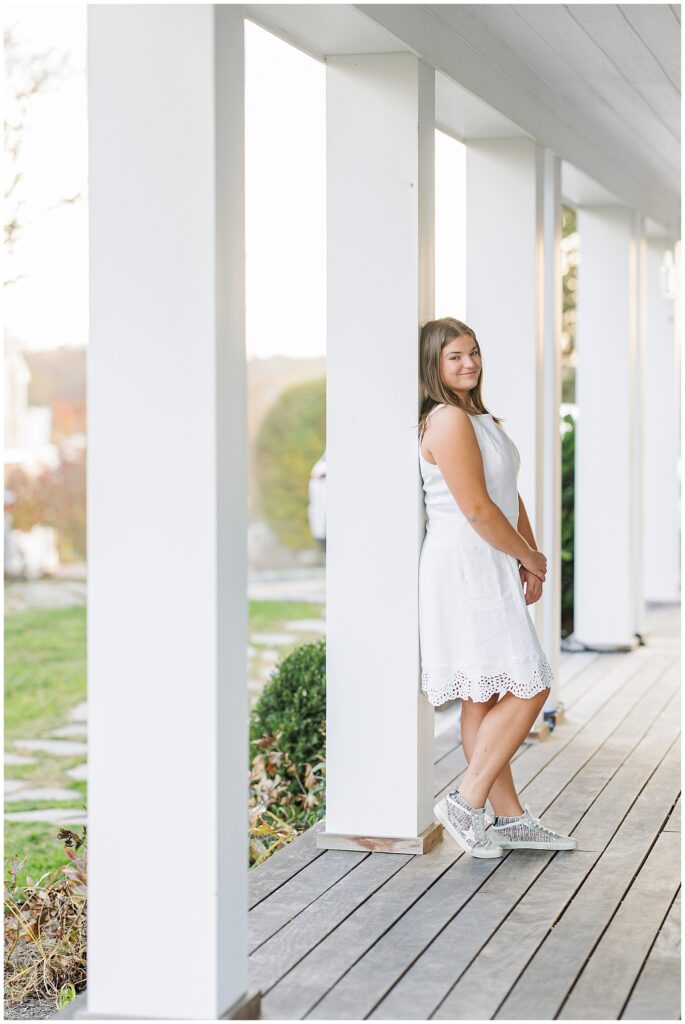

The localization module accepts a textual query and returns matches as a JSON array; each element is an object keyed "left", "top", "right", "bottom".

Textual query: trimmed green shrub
[{"left": 250, "top": 638, "right": 326, "bottom": 773}]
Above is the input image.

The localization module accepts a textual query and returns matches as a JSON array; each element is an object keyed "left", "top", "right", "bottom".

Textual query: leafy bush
[
  {"left": 248, "top": 639, "right": 327, "bottom": 866},
  {"left": 254, "top": 378, "right": 325, "bottom": 549},
  {"left": 250, "top": 638, "right": 326, "bottom": 772}
]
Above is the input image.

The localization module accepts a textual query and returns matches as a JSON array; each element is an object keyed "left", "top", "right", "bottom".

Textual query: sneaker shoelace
[
  {"left": 472, "top": 810, "right": 488, "bottom": 846},
  {"left": 523, "top": 809, "right": 564, "bottom": 837}
]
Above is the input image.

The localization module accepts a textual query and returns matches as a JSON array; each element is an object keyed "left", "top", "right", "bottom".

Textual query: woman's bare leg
[
  {"left": 458, "top": 687, "right": 550, "bottom": 810},
  {"left": 459, "top": 696, "right": 524, "bottom": 816}
]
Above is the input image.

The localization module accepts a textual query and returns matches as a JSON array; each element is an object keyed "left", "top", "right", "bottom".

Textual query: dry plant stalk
[{"left": 4, "top": 826, "right": 87, "bottom": 1009}]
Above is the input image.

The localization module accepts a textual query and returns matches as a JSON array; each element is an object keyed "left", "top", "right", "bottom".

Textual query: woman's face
[{"left": 440, "top": 335, "right": 482, "bottom": 399}]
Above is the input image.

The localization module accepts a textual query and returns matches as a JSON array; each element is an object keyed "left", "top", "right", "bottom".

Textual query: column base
[
  {"left": 316, "top": 819, "right": 443, "bottom": 854},
  {"left": 527, "top": 718, "right": 551, "bottom": 742},
  {"left": 221, "top": 988, "right": 261, "bottom": 1020},
  {"left": 50, "top": 988, "right": 262, "bottom": 1020}
]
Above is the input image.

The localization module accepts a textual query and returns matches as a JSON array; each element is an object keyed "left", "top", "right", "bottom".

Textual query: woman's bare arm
[
  {"left": 516, "top": 492, "right": 538, "bottom": 555},
  {"left": 426, "top": 407, "right": 533, "bottom": 562}
]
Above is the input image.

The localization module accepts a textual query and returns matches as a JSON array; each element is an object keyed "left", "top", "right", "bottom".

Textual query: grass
[
  {"left": 6, "top": 800, "right": 87, "bottom": 814},
  {"left": 5, "top": 823, "right": 85, "bottom": 889},
  {"left": 5, "top": 606, "right": 87, "bottom": 741},
  {"left": 5, "top": 755, "right": 86, "bottom": 788},
  {"left": 249, "top": 600, "right": 324, "bottom": 634}
]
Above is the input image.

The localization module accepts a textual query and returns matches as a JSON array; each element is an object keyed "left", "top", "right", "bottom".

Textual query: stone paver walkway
[
  {"left": 4, "top": 699, "right": 88, "bottom": 827},
  {"left": 12, "top": 739, "right": 88, "bottom": 756},
  {"left": 5, "top": 786, "right": 81, "bottom": 803}
]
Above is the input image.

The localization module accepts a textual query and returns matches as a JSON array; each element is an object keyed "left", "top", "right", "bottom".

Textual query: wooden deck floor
[{"left": 248, "top": 603, "right": 681, "bottom": 1020}]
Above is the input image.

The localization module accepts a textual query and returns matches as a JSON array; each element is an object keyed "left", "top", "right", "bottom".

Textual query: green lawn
[
  {"left": 249, "top": 600, "right": 323, "bottom": 633},
  {"left": 5, "top": 606, "right": 87, "bottom": 741},
  {"left": 5, "top": 822, "right": 86, "bottom": 887}
]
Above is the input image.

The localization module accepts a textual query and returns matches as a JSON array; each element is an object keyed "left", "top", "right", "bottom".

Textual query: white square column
[
  {"left": 320, "top": 53, "right": 439, "bottom": 850},
  {"left": 466, "top": 139, "right": 562, "bottom": 723},
  {"left": 574, "top": 206, "right": 642, "bottom": 647},
  {"left": 87, "top": 7, "right": 251, "bottom": 1018},
  {"left": 643, "top": 237, "right": 680, "bottom": 602}
]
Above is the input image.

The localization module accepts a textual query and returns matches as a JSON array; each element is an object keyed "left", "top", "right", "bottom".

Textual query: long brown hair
[{"left": 417, "top": 317, "right": 503, "bottom": 440}]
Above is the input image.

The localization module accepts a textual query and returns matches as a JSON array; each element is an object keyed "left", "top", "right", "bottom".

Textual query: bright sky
[
  {"left": 4, "top": 5, "right": 466, "bottom": 358},
  {"left": 4, "top": 4, "right": 89, "bottom": 351}
]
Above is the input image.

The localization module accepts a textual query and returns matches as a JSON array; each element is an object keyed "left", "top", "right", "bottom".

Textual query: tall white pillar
[
  {"left": 643, "top": 237, "right": 680, "bottom": 602},
  {"left": 632, "top": 213, "right": 647, "bottom": 641},
  {"left": 320, "top": 53, "right": 440, "bottom": 851},
  {"left": 87, "top": 7, "right": 251, "bottom": 1018},
  {"left": 466, "top": 139, "right": 562, "bottom": 729},
  {"left": 574, "top": 206, "right": 641, "bottom": 648}
]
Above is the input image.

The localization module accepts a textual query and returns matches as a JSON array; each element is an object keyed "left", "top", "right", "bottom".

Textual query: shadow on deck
[{"left": 248, "top": 603, "right": 681, "bottom": 1020}]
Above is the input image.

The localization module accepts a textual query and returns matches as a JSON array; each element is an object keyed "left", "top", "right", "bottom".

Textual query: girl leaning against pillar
[{"left": 417, "top": 317, "right": 577, "bottom": 859}]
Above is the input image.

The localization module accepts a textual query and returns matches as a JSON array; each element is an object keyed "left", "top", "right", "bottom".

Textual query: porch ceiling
[{"left": 244, "top": 4, "right": 681, "bottom": 238}]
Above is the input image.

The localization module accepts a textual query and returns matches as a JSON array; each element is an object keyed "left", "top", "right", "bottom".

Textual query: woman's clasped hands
[{"left": 518, "top": 546, "right": 547, "bottom": 606}]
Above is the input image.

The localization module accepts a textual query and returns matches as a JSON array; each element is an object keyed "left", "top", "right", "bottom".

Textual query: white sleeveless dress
[{"left": 418, "top": 403, "right": 554, "bottom": 706}]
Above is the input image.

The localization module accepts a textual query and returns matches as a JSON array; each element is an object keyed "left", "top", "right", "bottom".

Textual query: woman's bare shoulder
[
  {"left": 426, "top": 404, "right": 478, "bottom": 456},
  {"left": 427, "top": 404, "right": 475, "bottom": 433}
]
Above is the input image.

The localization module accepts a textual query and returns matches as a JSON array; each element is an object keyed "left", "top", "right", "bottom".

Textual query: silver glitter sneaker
[
  {"left": 434, "top": 789, "right": 504, "bottom": 858},
  {"left": 489, "top": 803, "right": 578, "bottom": 850}
]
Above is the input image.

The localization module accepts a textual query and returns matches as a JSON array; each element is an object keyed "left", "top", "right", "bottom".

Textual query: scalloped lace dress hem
[{"left": 421, "top": 654, "right": 554, "bottom": 707}]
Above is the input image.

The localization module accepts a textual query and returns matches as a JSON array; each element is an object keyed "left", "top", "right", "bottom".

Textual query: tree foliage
[{"left": 254, "top": 377, "right": 325, "bottom": 549}]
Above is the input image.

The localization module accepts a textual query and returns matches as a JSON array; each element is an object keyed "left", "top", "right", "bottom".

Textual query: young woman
[{"left": 418, "top": 317, "right": 577, "bottom": 859}]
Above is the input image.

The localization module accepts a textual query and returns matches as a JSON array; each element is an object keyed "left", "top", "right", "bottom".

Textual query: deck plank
[
  {"left": 431, "top": 851, "right": 597, "bottom": 1021},
  {"left": 297, "top": 652, "right": 674, "bottom": 1020},
  {"left": 433, "top": 724, "right": 460, "bottom": 762},
  {"left": 559, "top": 830, "right": 681, "bottom": 1019},
  {"left": 248, "top": 818, "right": 327, "bottom": 910},
  {"left": 372, "top": 850, "right": 559, "bottom": 1020},
  {"left": 260, "top": 838, "right": 462, "bottom": 1019},
  {"left": 663, "top": 793, "right": 681, "bottom": 832},
  {"left": 249, "top": 848, "right": 368, "bottom": 952},
  {"left": 307, "top": 854, "right": 501, "bottom": 1020},
  {"left": 554, "top": 650, "right": 611, "bottom": 705},
  {"left": 251, "top": 850, "right": 411, "bottom": 996},
  {"left": 621, "top": 889, "right": 681, "bottom": 1020},
  {"left": 495, "top": 737, "right": 680, "bottom": 1020}
]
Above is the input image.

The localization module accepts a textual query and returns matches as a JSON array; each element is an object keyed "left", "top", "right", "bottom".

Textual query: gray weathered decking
[{"left": 248, "top": 603, "right": 681, "bottom": 1020}]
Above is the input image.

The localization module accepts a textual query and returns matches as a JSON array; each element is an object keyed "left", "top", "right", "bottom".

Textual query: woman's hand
[
  {"left": 519, "top": 545, "right": 547, "bottom": 581},
  {"left": 519, "top": 565, "right": 543, "bottom": 605}
]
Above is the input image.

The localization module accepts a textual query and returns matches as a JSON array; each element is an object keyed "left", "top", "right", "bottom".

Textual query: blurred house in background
[
  {"left": 4, "top": 333, "right": 59, "bottom": 472},
  {"left": 4, "top": 333, "right": 84, "bottom": 578}
]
